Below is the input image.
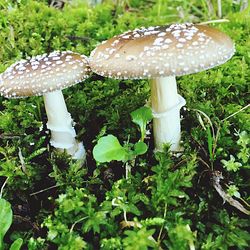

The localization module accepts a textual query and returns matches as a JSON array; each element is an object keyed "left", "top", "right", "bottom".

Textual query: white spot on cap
[
  {"left": 32, "top": 65, "right": 38, "bottom": 70},
  {"left": 158, "top": 32, "right": 166, "bottom": 37},
  {"left": 122, "top": 35, "right": 131, "bottom": 39},
  {"left": 178, "top": 38, "right": 186, "bottom": 43},
  {"left": 153, "top": 37, "right": 164, "bottom": 46},
  {"left": 176, "top": 43, "right": 184, "bottom": 48},
  {"left": 165, "top": 38, "right": 172, "bottom": 44},
  {"left": 198, "top": 37, "right": 205, "bottom": 42}
]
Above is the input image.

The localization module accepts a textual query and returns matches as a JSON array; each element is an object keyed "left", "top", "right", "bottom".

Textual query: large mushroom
[
  {"left": 89, "top": 23, "right": 234, "bottom": 151},
  {"left": 0, "top": 51, "right": 90, "bottom": 160}
]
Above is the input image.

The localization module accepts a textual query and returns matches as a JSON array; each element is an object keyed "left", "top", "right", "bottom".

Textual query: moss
[{"left": 0, "top": 1, "right": 249, "bottom": 249}]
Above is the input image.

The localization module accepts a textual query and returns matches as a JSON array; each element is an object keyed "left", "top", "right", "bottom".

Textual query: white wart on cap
[
  {"left": 89, "top": 23, "right": 234, "bottom": 78},
  {"left": 0, "top": 51, "right": 90, "bottom": 98}
]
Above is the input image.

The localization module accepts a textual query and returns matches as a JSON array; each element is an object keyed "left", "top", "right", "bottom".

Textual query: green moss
[{"left": 0, "top": 1, "right": 249, "bottom": 249}]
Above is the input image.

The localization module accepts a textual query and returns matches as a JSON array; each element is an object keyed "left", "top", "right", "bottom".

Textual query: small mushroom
[
  {"left": 89, "top": 23, "right": 234, "bottom": 151},
  {"left": 0, "top": 51, "right": 90, "bottom": 159}
]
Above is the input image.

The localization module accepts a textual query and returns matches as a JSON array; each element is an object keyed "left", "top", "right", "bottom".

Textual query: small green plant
[
  {"left": 221, "top": 155, "right": 242, "bottom": 172},
  {"left": 0, "top": 1, "right": 249, "bottom": 249},
  {"left": 194, "top": 108, "right": 250, "bottom": 215},
  {"left": 235, "top": 130, "right": 249, "bottom": 164},
  {"left": 93, "top": 106, "right": 152, "bottom": 177}
]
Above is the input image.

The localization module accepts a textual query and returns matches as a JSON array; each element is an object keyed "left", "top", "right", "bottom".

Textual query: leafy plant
[
  {"left": 221, "top": 155, "right": 242, "bottom": 172},
  {"left": 93, "top": 107, "right": 152, "bottom": 177},
  {"left": 0, "top": 0, "right": 249, "bottom": 249},
  {"left": 0, "top": 198, "right": 23, "bottom": 250}
]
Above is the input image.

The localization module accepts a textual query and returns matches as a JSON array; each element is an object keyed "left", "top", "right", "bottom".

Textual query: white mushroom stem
[
  {"left": 151, "top": 76, "right": 186, "bottom": 151},
  {"left": 43, "top": 90, "right": 85, "bottom": 160}
]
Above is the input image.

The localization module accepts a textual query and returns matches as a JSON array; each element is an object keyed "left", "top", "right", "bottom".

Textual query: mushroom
[
  {"left": 0, "top": 51, "right": 90, "bottom": 160},
  {"left": 89, "top": 23, "right": 234, "bottom": 151}
]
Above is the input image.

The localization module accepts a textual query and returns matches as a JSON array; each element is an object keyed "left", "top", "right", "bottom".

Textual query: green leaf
[
  {"left": 0, "top": 198, "right": 13, "bottom": 240},
  {"left": 9, "top": 238, "right": 23, "bottom": 250},
  {"left": 206, "top": 126, "right": 213, "bottom": 161},
  {"left": 221, "top": 155, "right": 242, "bottom": 172},
  {"left": 131, "top": 107, "right": 153, "bottom": 141},
  {"left": 93, "top": 135, "right": 127, "bottom": 163},
  {"left": 134, "top": 142, "right": 148, "bottom": 156},
  {"left": 123, "top": 228, "right": 156, "bottom": 250},
  {"left": 26, "top": 147, "right": 47, "bottom": 161}
]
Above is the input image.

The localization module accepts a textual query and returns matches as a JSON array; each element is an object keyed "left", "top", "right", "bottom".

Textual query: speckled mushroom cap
[
  {"left": 89, "top": 23, "right": 234, "bottom": 79},
  {"left": 0, "top": 51, "right": 90, "bottom": 98}
]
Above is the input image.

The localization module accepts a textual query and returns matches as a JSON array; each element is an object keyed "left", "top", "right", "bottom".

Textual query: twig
[
  {"left": 18, "top": 147, "right": 26, "bottom": 173},
  {"left": 225, "top": 183, "right": 250, "bottom": 208},
  {"left": 70, "top": 216, "right": 89, "bottom": 233},
  {"left": 0, "top": 177, "right": 9, "bottom": 199},
  {"left": 199, "top": 19, "right": 229, "bottom": 25},
  {"left": 172, "top": 159, "right": 188, "bottom": 170},
  {"left": 125, "top": 162, "right": 131, "bottom": 180},
  {"left": 0, "top": 133, "right": 21, "bottom": 139},
  {"left": 112, "top": 197, "right": 128, "bottom": 222},
  {"left": 29, "top": 184, "right": 62, "bottom": 196},
  {"left": 191, "top": 136, "right": 209, "bottom": 159},
  {"left": 157, "top": 203, "right": 167, "bottom": 242},
  {"left": 212, "top": 171, "right": 250, "bottom": 215},
  {"left": 198, "top": 157, "right": 211, "bottom": 169},
  {"left": 222, "top": 104, "right": 250, "bottom": 122}
]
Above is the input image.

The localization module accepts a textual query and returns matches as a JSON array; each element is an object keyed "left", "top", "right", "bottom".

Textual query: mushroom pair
[
  {"left": 0, "top": 23, "right": 234, "bottom": 158},
  {"left": 89, "top": 23, "right": 234, "bottom": 151},
  {"left": 0, "top": 51, "right": 90, "bottom": 160}
]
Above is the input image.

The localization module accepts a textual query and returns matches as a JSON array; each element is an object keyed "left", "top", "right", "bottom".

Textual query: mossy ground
[{"left": 0, "top": 0, "right": 249, "bottom": 249}]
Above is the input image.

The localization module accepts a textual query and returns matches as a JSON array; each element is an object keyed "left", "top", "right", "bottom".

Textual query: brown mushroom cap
[
  {"left": 89, "top": 23, "right": 234, "bottom": 79},
  {"left": 0, "top": 51, "right": 90, "bottom": 98}
]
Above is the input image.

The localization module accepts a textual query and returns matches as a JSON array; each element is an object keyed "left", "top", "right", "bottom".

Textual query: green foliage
[
  {"left": 150, "top": 151, "right": 197, "bottom": 210},
  {"left": 235, "top": 130, "right": 249, "bottom": 164},
  {"left": 0, "top": 198, "right": 23, "bottom": 250},
  {"left": 0, "top": 0, "right": 249, "bottom": 249},
  {"left": 93, "top": 135, "right": 127, "bottom": 163},
  {"left": 130, "top": 106, "right": 153, "bottom": 141},
  {"left": 204, "top": 210, "right": 250, "bottom": 249},
  {"left": 221, "top": 155, "right": 242, "bottom": 172},
  {"left": 0, "top": 198, "right": 13, "bottom": 247},
  {"left": 43, "top": 187, "right": 108, "bottom": 248},
  {"left": 93, "top": 106, "right": 152, "bottom": 164},
  {"left": 227, "top": 185, "right": 241, "bottom": 198},
  {"left": 9, "top": 238, "right": 23, "bottom": 250},
  {"left": 100, "top": 237, "right": 122, "bottom": 250},
  {"left": 122, "top": 228, "right": 156, "bottom": 250},
  {"left": 133, "top": 141, "right": 148, "bottom": 155},
  {"left": 168, "top": 224, "right": 195, "bottom": 250}
]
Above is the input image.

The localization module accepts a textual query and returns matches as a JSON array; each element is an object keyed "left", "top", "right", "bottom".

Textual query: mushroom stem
[
  {"left": 43, "top": 90, "right": 85, "bottom": 160},
  {"left": 151, "top": 76, "right": 186, "bottom": 151}
]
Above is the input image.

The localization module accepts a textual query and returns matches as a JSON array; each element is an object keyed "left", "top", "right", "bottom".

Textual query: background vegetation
[{"left": 0, "top": 0, "right": 249, "bottom": 249}]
